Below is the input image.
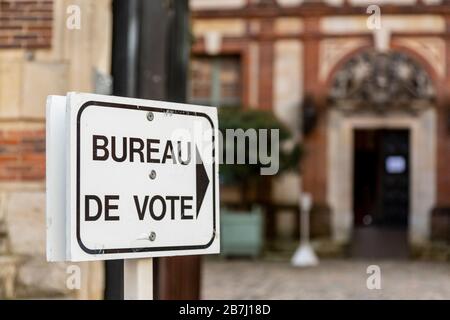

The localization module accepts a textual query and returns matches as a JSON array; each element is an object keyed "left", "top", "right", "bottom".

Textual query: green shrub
[{"left": 218, "top": 107, "right": 301, "bottom": 186}]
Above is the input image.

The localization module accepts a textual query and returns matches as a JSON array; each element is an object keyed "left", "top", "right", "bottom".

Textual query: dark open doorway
[{"left": 351, "top": 129, "right": 410, "bottom": 259}]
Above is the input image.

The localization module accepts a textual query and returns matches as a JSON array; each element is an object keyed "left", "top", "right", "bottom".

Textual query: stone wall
[{"left": 0, "top": 0, "right": 111, "bottom": 299}]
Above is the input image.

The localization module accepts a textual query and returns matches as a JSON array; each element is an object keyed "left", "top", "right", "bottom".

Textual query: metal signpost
[{"left": 46, "top": 92, "right": 220, "bottom": 299}]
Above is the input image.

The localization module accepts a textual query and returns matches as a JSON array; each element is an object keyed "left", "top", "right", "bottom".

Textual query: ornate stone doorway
[
  {"left": 327, "top": 110, "right": 436, "bottom": 248},
  {"left": 327, "top": 50, "right": 436, "bottom": 250}
]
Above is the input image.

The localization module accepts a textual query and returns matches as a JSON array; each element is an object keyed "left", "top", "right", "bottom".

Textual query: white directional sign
[{"left": 47, "top": 93, "right": 220, "bottom": 261}]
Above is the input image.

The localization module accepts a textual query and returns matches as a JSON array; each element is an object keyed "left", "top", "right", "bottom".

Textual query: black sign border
[{"left": 76, "top": 101, "right": 217, "bottom": 255}]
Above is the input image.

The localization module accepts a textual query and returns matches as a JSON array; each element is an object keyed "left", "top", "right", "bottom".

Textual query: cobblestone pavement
[{"left": 202, "top": 259, "right": 450, "bottom": 299}]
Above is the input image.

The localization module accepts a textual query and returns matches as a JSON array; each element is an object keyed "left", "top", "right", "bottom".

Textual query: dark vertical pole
[
  {"left": 106, "top": 0, "right": 141, "bottom": 300},
  {"left": 166, "top": 0, "right": 189, "bottom": 102},
  {"left": 111, "top": 0, "right": 140, "bottom": 97},
  {"left": 110, "top": 0, "right": 198, "bottom": 300},
  {"left": 136, "top": 0, "right": 167, "bottom": 100}
]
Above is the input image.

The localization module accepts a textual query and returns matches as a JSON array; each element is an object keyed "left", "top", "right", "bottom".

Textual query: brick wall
[
  {"left": 0, "top": 0, "right": 53, "bottom": 49},
  {"left": 258, "top": 19, "right": 274, "bottom": 110},
  {"left": 0, "top": 1, "right": 52, "bottom": 180},
  {"left": 0, "top": 129, "right": 45, "bottom": 180}
]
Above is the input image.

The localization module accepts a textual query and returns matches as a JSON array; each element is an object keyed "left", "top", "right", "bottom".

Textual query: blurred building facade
[
  {"left": 0, "top": 0, "right": 111, "bottom": 298},
  {"left": 0, "top": 0, "right": 449, "bottom": 300},
  {"left": 190, "top": 0, "right": 449, "bottom": 257}
]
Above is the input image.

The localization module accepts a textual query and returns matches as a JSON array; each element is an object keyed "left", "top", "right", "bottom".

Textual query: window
[{"left": 189, "top": 55, "right": 241, "bottom": 107}]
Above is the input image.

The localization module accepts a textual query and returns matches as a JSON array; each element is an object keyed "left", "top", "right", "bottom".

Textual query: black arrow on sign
[{"left": 196, "top": 146, "right": 210, "bottom": 218}]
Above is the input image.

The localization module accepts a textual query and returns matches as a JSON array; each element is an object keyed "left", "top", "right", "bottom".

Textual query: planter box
[{"left": 220, "top": 207, "right": 263, "bottom": 258}]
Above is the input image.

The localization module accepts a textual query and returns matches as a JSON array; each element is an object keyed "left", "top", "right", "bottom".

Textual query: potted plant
[{"left": 218, "top": 107, "right": 301, "bottom": 257}]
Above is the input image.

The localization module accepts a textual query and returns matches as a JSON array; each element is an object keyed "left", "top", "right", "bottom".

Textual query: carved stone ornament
[{"left": 329, "top": 51, "right": 435, "bottom": 113}]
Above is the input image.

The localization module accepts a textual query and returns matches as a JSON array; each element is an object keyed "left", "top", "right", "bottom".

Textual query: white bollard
[{"left": 291, "top": 193, "right": 319, "bottom": 267}]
